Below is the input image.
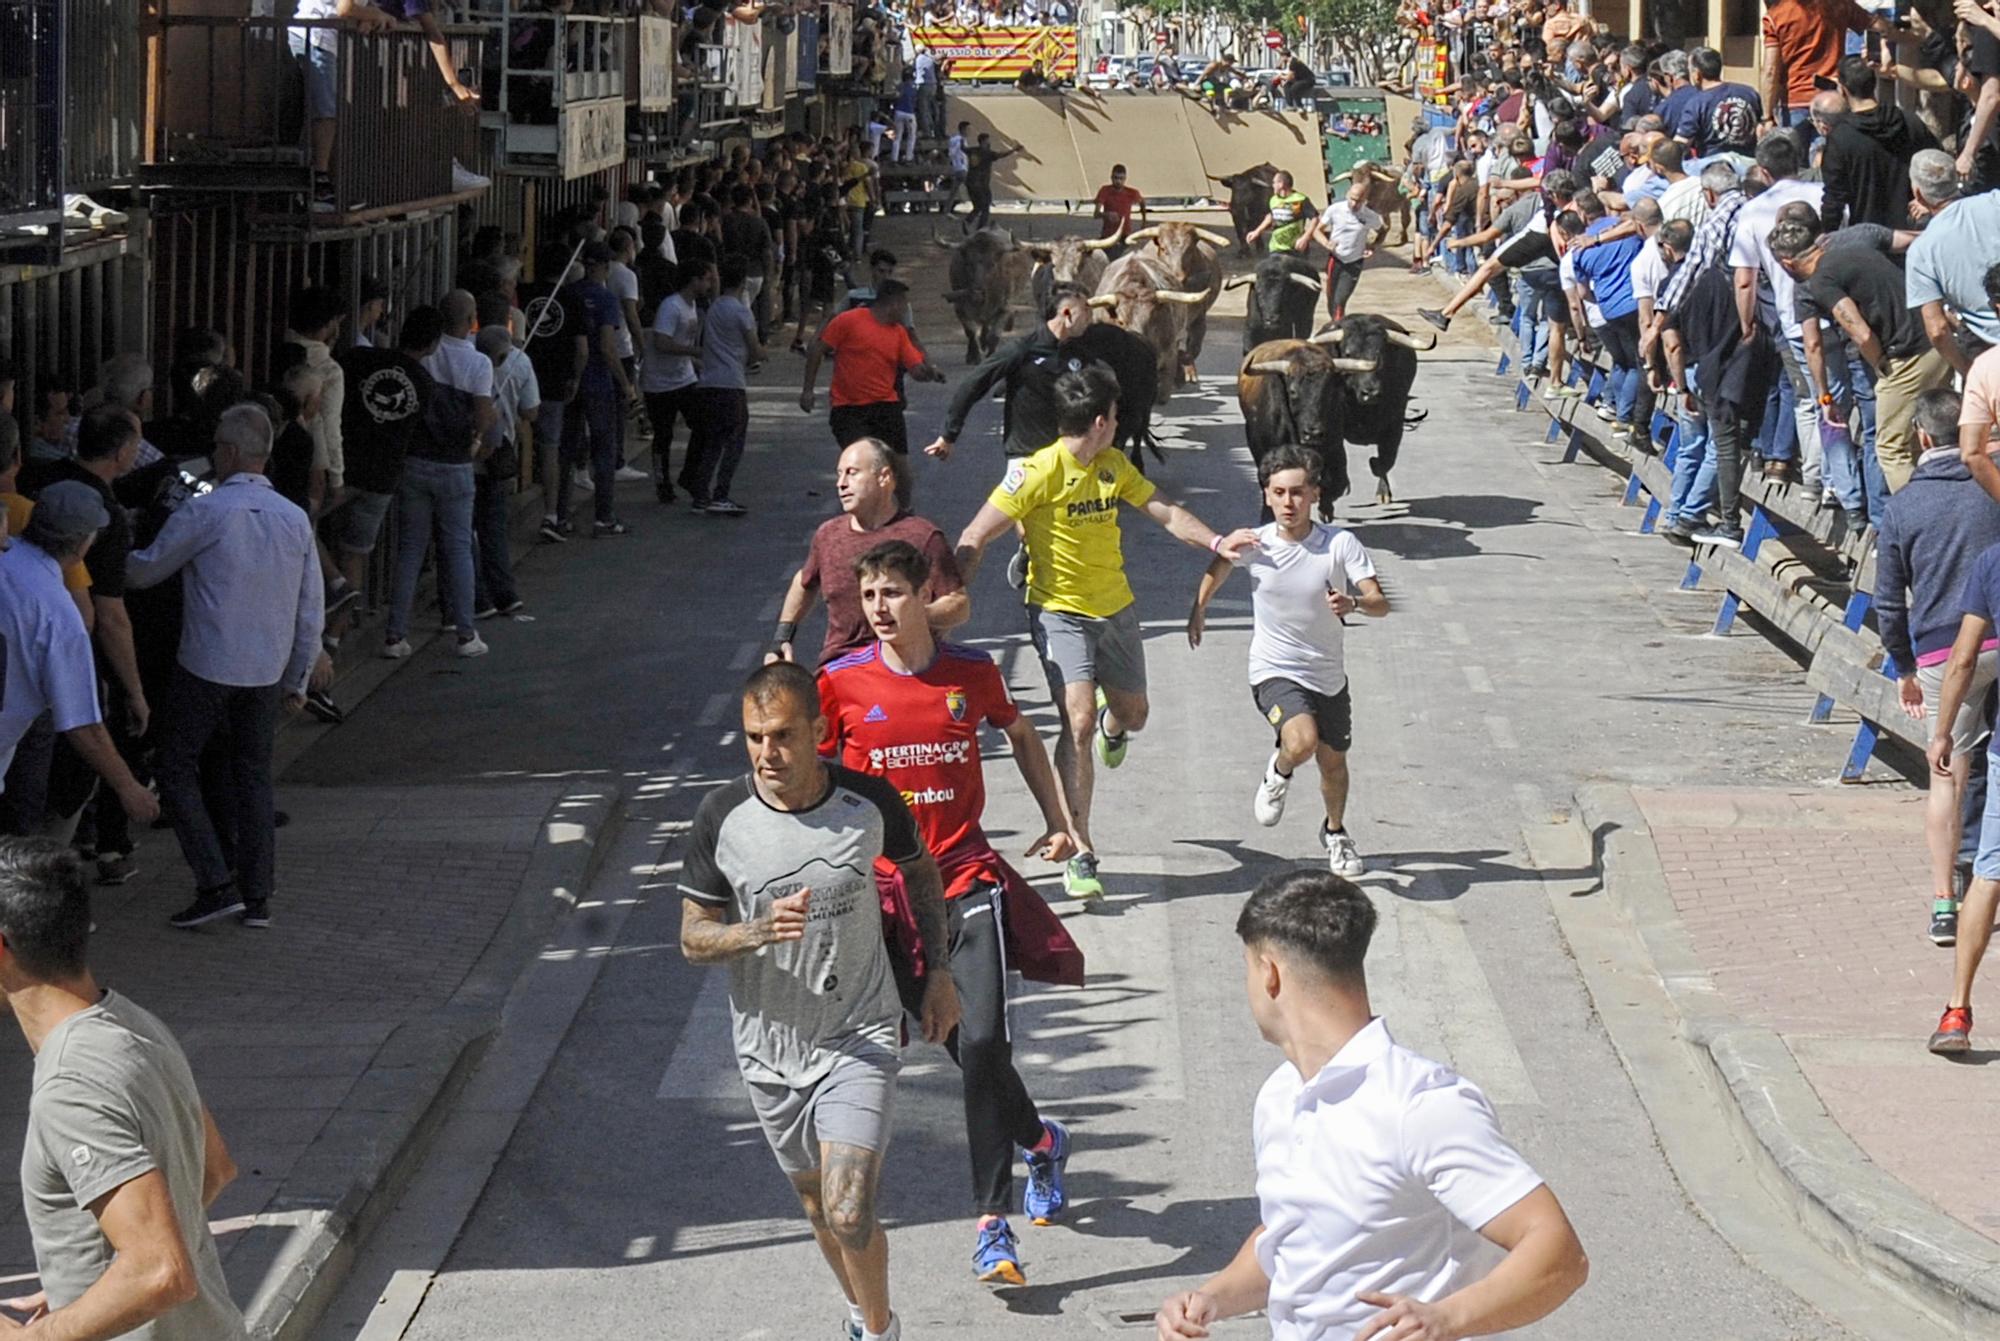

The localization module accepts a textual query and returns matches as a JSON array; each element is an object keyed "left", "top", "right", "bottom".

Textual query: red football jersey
[{"left": 818, "top": 641, "right": 1021, "bottom": 898}]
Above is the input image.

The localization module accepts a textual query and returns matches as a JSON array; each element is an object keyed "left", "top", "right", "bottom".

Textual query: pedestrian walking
[
  {"left": 1151, "top": 868, "right": 1589, "bottom": 1340},
  {"left": 679, "top": 661, "right": 961, "bottom": 1341},
  {"left": 1185, "top": 445, "right": 1390, "bottom": 876}
]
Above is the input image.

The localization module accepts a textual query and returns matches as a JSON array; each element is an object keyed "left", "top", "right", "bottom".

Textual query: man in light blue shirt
[
  {"left": 1905, "top": 149, "right": 2000, "bottom": 377},
  {"left": 127, "top": 405, "right": 326, "bottom": 932}
]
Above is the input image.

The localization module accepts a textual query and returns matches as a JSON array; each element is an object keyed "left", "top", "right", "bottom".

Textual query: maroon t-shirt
[{"left": 802, "top": 511, "right": 965, "bottom": 665}]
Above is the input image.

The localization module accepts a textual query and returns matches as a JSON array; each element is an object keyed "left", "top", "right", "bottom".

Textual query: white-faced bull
[
  {"left": 1028, "top": 228, "right": 1122, "bottom": 314},
  {"left": 1236, "top": 339, "right": 1377, "bottom": 520},
  {"left": 1312, "top": 314, "right": 1435, "bottom": 505},
  {"left": 1127, "top": 222, "right": 1230, "bottom": 382},
  {"left": 1087, "top": 252, "right": 1210, "bottom": 399},
  {"left": 936, "top": 228, "right": 1039, "bottom": 364},
  {"left": 1225, "top": 254, "right": 1322, "bottom": 351}
]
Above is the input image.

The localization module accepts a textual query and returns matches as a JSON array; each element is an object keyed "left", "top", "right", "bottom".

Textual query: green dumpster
[{"left": 1317, "top": 90, "right": 1392, "bottom": 180}]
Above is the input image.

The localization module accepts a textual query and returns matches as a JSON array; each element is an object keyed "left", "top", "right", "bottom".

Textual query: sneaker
[
  {"left": 1253, "top": 753, "right": 1290, "bottom": 826},
  {"left": 1006, "top": 546, "right": 1029, "bottom": 589},
  {"left": 1929, "top": 1004, "right": 1972, "bottom": 1055},
  {"left": 593, "top": 519, "right": 630, "bottom": 537},
  {"left": 1594, "top": 402, "right": 1618, "bottom": 422},
  {"left": 240, "top": 902, "right": 272, "bottom": 929},
  {"left": 1549, "top": 382, "right": 1584, "bottom": 399},
  {"left": 1416, "top": 307, "right": 1450, "bottom": 332},
  {"left": 844, "top": 1322, "right": 862, "bottom": 1341},
  {"left": 381, "top": 638, "right": 414, "bottom": 659},
  {"left": 537, "top": 518, "right": 568, "bottom": 544},
  {"left": 95, "top": 853, "right": 138, "bottom": 886},
  {"left": 311, "top": 174, "right": 337, "bottom": 213},
  {"left": 450, "top": 158, "right": 491, "bottom": 191},
  {"left": 473, "top": 605, "right": 501, "bottom": 621},
  {"left": 497, "top": 599, "right": 525, "bottom": 616},
  {"left": 1931, "top": 897, "right": 1960, "bottom": 946},
  {"left": 571, "top": 468, "right": 595, "bottom": 494},
  {"left": 972, "top": 1217, "right": 1025, "bottom": 1285},
  {"left": 1022, "top": 1119, "right": 1071, "bottom": 1224},
  {"left": 303, "top": 688, "right": 345, "bottom": 725},
  {"left": 1690, "top": 524, "right": 1743, "bottom": 549},
  {"left": 614, "top": 465, "right": 650, "bottom": 482},
  {"left": 656, "top": 483, "right": 679, "bottom": 505},
  {"left": 326, "top": 580, "right": 361, "bottom": 616},
  {"left": 1322, "top": 824, "right": 1364, "bottom": 877},
  {"left": 1062, "top": 852, "right": 1104, "bottom": 900},
  {"left": 706, "top": 498, "right": 748, "bottom": 517},
  {"left": 1761, "top": 459, "right": 1799, "bottom": 483},
  {"left": 1093, "top": 689, "right": 1128, "bottom": 769},
  {"left": 1662, "top": 518, "right": 1699, "bottom": 547},
  {"left": 170, "top": 886, "right": 245, "bottom": 929},
  {"left": 454, "top": 633, "right": 489, "bottom": 659},
  {"left": 689, "top": 498, "right": 712, "bottom": 514}
]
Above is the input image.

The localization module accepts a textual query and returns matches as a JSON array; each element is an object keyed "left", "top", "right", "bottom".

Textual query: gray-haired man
[
  {"left": 1906, "top": 148, "right": 2000, "bottom": 375},
  {"left": 127, "top": 405, "right": 327, "bottom": 931}
]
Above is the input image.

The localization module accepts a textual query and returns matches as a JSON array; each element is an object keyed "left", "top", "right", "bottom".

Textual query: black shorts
[
  {"left": 829, "top": 401, "right": 908, "bottom": 454},
  {"left": 1252, "top": 678, "right": 1352, "bottom": 753},
  {"left": 1494, "top": 227, "right": 1557, "bottom": 271}
]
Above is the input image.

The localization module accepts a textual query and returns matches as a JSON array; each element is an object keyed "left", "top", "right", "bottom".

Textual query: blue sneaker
[
  {"left": 973, "top": 1217, "right": 1025, "bottom": 1285},
  {"left": 1023, "top": 1120, "right": 1071, "bottom": 1225}
]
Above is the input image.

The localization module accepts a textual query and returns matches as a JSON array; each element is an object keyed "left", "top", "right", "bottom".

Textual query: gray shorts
[
  {"left": 1918, "top": 650, "right": 2000, "bottom": 756},
  {"left": 329, "top": 488, "right": 394, "bottom": 556},
  {"left": 743, "top": 1047, "right": 899, "bottom": 1176},
  {"left": 1029, "top": 604, "right": 1147, "bottom": 700}
]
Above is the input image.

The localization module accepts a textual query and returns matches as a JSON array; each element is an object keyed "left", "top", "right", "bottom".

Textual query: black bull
[
  {"left": 1211, "top": 166, "right": 1278, "bottom": 258},
  {"left": 1226, "top": 254, "right": 1322, "bottom": 350},
  {"left": 1065, "top": 322, "right": 1164, "bottom": 470}
]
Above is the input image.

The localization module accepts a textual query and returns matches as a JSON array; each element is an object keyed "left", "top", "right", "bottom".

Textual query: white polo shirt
[{"left": 1253, "top": 1019, "right": 1544, "bottom": 1340}]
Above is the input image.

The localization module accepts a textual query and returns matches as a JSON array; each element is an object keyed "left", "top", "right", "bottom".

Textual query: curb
[
  {"left": 1574, "top": 782, "right": 2000, "bottom": 1334},
  {"left": 241, "top": 782, "right": 623, "bottom": 1341}
]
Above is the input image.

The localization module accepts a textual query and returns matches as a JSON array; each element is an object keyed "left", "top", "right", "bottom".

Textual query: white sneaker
[
  {"left": 454, "top": 633, "right": 489, "bottom": 659},
  {"left": 451, "top": 158, "right": 492, "bottom": 192},
  {"left": 380, "top": 638, "right": 413, "bottom": 660},
  {"left": 570, "top": 469, "right": 595, "bottom": 494},
  {"left": 1252, "top": 754, "right": 1289, "bottom": 827},
  {"left": 1323, "top": 825, "right": 1364, "bottom": 877},
  {"left": 614, "top": 465, "right": 649, "bottom": 482},
  {"left": 64, "top": 193, "right": 128, "bottom": 228}
]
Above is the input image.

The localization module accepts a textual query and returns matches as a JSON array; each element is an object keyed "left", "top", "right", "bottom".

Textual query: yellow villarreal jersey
[{"left": 988, "top": 442, "right": 1157, "bottom": 618}]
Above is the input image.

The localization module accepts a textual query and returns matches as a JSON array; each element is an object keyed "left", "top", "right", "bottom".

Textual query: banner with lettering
[{"left": 911, "top": 26, "right": 1077, "bottom": 81}]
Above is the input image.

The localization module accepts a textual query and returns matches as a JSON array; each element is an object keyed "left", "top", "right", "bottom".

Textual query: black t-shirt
[
  {"left": 720, "top": 210, "right": 774, "bottom": 276},
  {"left": 335, "top": 346, "right": 432, "bottom": 495},
  {"left": 520, "top": 281, "right": 589, "bottom": 402},
  {"left": 672, "top": 230, "right": 719, "bottom": 272},
  {"left": 1809, "top": 244, "right": 1925, "bottom": 358},
  {"left": 271, "top": 422, "right": 315, "bottom": 512},
  {"left": 20, "top": 459, "right": 129, "bottom": 599},
  {"left": 1965, "top": 30, "right": 2000, "bottom": 182}
]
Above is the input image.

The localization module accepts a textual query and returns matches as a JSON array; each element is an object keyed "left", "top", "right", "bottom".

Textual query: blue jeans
[
  {"left": 388, "top": 456, "right": 477, "bottom": 638},
  {"left": 1668, "top": 374, "right": 1717, "bottom": 525},
  {"left": 1446, "top": 216, "right": 1475, "bottom": 274},
  {"left": 1516, "top": 271, "right": 1559, "bottom": 372},
  {"left": 155, "top": 667, "right": 281, "bottom": 903},
  {"left": 473, "top": 472, "right": 519, "bottom": 613},
  {"left": 560, "top": 381, "right": 622, "bottom": 524}
]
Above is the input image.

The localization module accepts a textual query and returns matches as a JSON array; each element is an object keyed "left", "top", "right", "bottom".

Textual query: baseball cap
[
  {"left": 580, "top": 240, "right": 613, "bottom": 265},
  {"left": 33, "top": 480, "right": 110, "bottom": 534}
]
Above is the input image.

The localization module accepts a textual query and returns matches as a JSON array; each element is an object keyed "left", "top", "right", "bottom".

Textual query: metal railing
[
  {"left": 0, "top": 0, "right": 64, "bottom": 233},
  {"left": 64, "top": 0, "right": 143, "bottom": 192},
  {"left": 150, "top": 18, "right": 484, "bottom": 216}
]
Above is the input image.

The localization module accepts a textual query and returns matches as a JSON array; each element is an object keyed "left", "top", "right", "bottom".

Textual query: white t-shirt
[
  {"left": 608, "top": 261, "right": 640, "bottom": 359},
  {"left": 642, "top": 292, "right": 701, "bottom": 394},
  {"left": 948, "top": 134, "right": 969, "bottom": 174},
  {"left": 1254, "top": 1018, "right": 1546, "bottom": 1341},
  {"left": 1559, "top": 251, "right": 1603, "bottom": 328},
  {"left": 1321, "top": 203, "right": 1382, "bottom": 264},
  {"left": 1630, "top": 236, "right": 1670, "bottom": 306},
  {"left": 1239, "top": 521, "right": 1377, "bottom": 696},
  {"left": 1726, "top": 177, "right": 1822, "bottom": 340}
]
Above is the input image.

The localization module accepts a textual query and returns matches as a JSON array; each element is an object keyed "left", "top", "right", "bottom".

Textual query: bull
[
  {"left": 1126, "top": 221, "right": 1231, "bottom": 383},
  {"left": 936, "top": 228, "right": 1038, "bottom": 364},
  {"left": 1086, "top": 252, "right": 1209, "bottom": 404},
  {"left": 1314, "top": 314, "right": 1435, "bottom": 505},
  {"left": 1064, "top": 320, "right": 1163, "bottom": 471},
  {"left": 1209, "top": 164, "right": 1278, "bottom": 257},
  {"left": 1224, "top": 253, "right": 1322, "bottom": 350},
  {"left": 1236, "top": 337, "right": 1376, "bottom": 520},
  {"left": 1028, "top": 229, "right": 1122, "bottom": 313}
]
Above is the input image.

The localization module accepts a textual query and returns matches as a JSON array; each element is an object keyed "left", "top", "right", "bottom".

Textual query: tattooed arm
[
  {"left": 680, "top": 890, "right": 810, "bottom": 964},
  {"left": 897, "top": 854, "right": 962, "bottom": 1043}
]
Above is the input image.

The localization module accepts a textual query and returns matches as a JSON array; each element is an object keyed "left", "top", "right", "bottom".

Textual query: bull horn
[
  {"left": 1289, "top": 273, "right": 1323, "bottom": 293},
  {"left": 1156, "top": 289, "right": 1210, "bottom": 304},
  {"left": 1385, "top": 328, "right": 1439, "bottom": 351},
  {"left": 1222, "top": 274, "right": 1253, "bottom": 291},
  {"left": 1330, "top": 170, "right": 1353, "bottom": 185},
  {"left": 1087, "top": 294, "right": 1119, "bottom": 309},
  {"left": 1193, "top": 227, "right": 1234, "bottom": 250},
  {"left": 1247, "top": 359, "right": 1296, "bottom": 375},
  {"left": 1125, "top": 226, "right": 1161, "bottom": 245},
  {"left": 1308, "top": 327, "right": 1347, "bottom": 344},
  {"left": 1081, "top": 230, "right": 1122, "bottom": 251},
  {"left": 1330, "top": 357, "right": 1380, "bottom": 373}
]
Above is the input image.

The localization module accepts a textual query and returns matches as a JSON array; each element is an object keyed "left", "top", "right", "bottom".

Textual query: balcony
[
  {"left": 467, "top": 2, "right": 629, "bottom": 178},
  {"left": 144, "top": 17, "right": 486, "bottom": 226},
  {"left": 0, "top": 0, "right": 63, "bottom": 243}
]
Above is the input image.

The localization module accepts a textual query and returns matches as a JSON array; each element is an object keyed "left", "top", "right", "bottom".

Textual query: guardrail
[
  {"left": 0, "top": 0, "right": 64, "bottom": 238},
  {"left": 1459, "top": 275, "right": 1914, "bottom": 783}
]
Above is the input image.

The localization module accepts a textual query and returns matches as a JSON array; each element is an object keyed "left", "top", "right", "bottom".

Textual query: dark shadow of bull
[
  {"left": 1236, "top": 336, "right": 1376, "bottom": 520},
  {"left": 1225, "top": 253, "right": 1322, "bottom": 351},
  {"left": 1314, "top": 313, "right": 1435, "bottom": 504}
]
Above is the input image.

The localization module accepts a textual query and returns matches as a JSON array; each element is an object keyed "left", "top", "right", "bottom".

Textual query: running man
[
  {"left": 953, "top": 368, "right": 1260, "bottom": 899},
  {"left": 679, "top": 662, "right": 961, "bottom": 1341},
  {"left": 818, "top": 539, "right": 1082, "bottom": 1286},
  {"left": 1243, "top": 170, "right": 1317, "bottom": 256},
  {"left": 1152, "top": 869, "right": 1589, "bottom": 1341},
  {"left": 1185, "top": 445, "right": 1389, "bottom": 876}
]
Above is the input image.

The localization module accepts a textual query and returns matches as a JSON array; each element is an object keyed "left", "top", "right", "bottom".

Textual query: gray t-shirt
[
  {"left": 696, "top": 295, "right": 758, "bottom": 391},
  {"left": 680, "top": 766, "right": 925, "bottom": 1088},
  {"left": 1494, "top": 195, "right": 1556, "bottom": 273},
  {"left": 23, "top": 992, "right": 244, "bottom": 1340}
]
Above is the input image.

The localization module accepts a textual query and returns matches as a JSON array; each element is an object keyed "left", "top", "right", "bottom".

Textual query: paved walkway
[{"left": 1633, "top": 786, "right": 2000, "bottom": 1244}]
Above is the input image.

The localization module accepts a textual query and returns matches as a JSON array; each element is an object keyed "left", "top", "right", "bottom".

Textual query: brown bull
[
  {"left": 1127, "top": 221, "right": 1231, "bottom": 384},
  {"left": 1087, "top": 252, "right": 1209, "bottom": 398},
  {"left": 936, "top": 228, "right": 1038, "bottom": 364},
  {"left": 1028, "top": 229, "right": 1122, "bottom": 311}
]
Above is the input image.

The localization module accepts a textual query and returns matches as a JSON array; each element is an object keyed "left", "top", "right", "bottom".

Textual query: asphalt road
[{"left": 303, "top": 216, "right": 1905, "bottom": 1340}]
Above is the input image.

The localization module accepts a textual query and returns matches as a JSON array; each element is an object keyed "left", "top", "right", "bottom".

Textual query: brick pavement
[
  {"left": 0, "top": 780, "right": 567, "bottom": 1293},
  {"left": 1634, "top": 785, "right": 2000, "bottom": 1243}
]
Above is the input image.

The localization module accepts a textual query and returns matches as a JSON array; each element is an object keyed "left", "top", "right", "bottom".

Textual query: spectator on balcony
[
  {"left": 914, "top": 46, "right": 944, "bottom": 139},
  {"left": 560, "top": 243, "right": 638, "bottom": 538},
  {"left": 0, "top": 483, "right": 160, "bottom": 839},
  {"left": 291, "top": 0, "right": 397, "bottom": 212},
  {"left": 892, "top": 71, "right": 920, "bottom": 163},
  {"left": 26, "top": 385, "right": 74, "bottom": 465},
  {"left": 377, "top": 0, "right": 478, "bottom": 105},
  {"left": 473, "top": 325, "right": 534, "bottom": 619},
  {"left": 127, "top": 404, "right": 325, "bottom": 930}
]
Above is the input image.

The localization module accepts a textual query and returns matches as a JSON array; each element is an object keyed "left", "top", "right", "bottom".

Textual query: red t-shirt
[
  {"left": 822, "top": 307, "right": 922, "bottom": 407},
  {"left": 800, "top": 511, "right": 964, "bottom": 665},
  {"left": 1094, "top": 183, "right": 1145, "bottom": 238},
  {"left": 818, "top": 641, "right": 1019, "bottom": 898}
]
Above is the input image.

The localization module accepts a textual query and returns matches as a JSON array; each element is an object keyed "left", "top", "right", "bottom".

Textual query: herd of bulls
[{"left": 932, "top": 189, "right": 1433, "bottom": 518}]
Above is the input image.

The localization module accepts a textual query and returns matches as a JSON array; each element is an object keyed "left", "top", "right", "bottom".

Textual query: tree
[{"left": 1303, "top": 0, "right": 1401, "bottom": 85}]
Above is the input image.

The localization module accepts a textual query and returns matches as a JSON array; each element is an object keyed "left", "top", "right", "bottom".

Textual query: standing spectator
[
  {"left": 0, "top": 841, "right": 244, "bottom": 1338},
  {"left": 351, "top": 273, "right": 391, "bottom": 348},
  {"left": 963, "top": 132, "right": 1015, "bottom": 233},
  {"left": 386, "top": 290, "right": 491, "bottom": 660},
  {"left": 330, "top": 309, "right": 435, "bottom": 653},
  {"left": 721, "top": 186, "right": 777, "bottom": 340},
  {"left": 289, "top": 0, "right": 396, "bottom": 211},
  {"left": 473, "top": 325, "right": 536, "bottom": 619},
  {"left": 1875, "top": 388, "right": 2000, "bottom": 948},
  {"left": 945, "top": 121, "right": 971, "bottom": 216},
  {"left": 1652, "top": 50, "right": 1698, "bottom": 143},
  {"left": 685, "top": 257, "right": 763, "bottom": 517},
  {"left": 563, "top": 242, "right": 640, "bottom": 538},
  {"left": 520, "top": 255, "right": 590, "bottom": 542},
  {"left": 1905, "top": 149, "right": 2000, "bottom": 377},
  {"left": 1673, "top": 46, "right": 1763, "bottom": 158},
  {"left": 0, "top": 419, "right": 93, "bottom": 631},
  {"left": 800, "top": 281, "right": 944, "bottom": 454},
  {"left": 1652, "top": 139, "right": 1704, "bottom": 224},
  {"left": 1957, "top": 0, "right": 2000, "bottom": 193},
  {"left": 1647, "top": 220, "right": 1722, "bottom": 539},
  {"left": 26, "top": 385, "right": 73, "bottom": 464},
  {"left": 644, "top": 258, "right": 711, "bottom": 507},
  {"left": 1092, "top": 165, "right": 1146, "bottom": 243},
  {"left": 892, "top": 71, "right": 919, "bottom": 162},
  {"left": 126, "top": 404, "right": 325, "bottom": 930},
  {"left": 606, "top": 228, "right": 652, "bottom": 485},
  {"left": 1819, "top": 54, "right": 1935, "bottom": 230},
  {"left": 1761, "top": 0, "right": 1896, "bottom": 138},
  {"left": 275, "top": 285, "right": 347, "bottom": 501},
  {"left": 1729, "top": 133, "right": 1823, "bottom": 487},
  {"left": 1568, "top": 194, "right": 1646, "bottom": 440},
  {"left": 914, "top": 47, "right": 944, "bottom": 140}
]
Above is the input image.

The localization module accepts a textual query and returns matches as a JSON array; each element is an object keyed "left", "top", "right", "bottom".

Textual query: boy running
[{"left": 1186, "top": 445, "right": 1389, "bottom": 875}]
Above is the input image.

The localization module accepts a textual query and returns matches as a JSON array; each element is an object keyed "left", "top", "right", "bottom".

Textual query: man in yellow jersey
[{"left": 953, "top": 368, "right": 1259, "bottom": 899}]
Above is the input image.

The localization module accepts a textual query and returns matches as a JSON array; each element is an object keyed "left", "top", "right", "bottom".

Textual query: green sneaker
[
  {"left": 1063, "top": 852, "right": 1104, "bottom": 900},
  {"left": 1093, "top": 688, "right": 1128, "bottom": 769}
]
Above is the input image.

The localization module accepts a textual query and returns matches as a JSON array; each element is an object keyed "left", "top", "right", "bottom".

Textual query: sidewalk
[
  {"left": 0, "top": 778, "right": 616, "bottom": 1338},
  {"left": 1580, "top": 783, "right": 2000, "bottom": 1330}
]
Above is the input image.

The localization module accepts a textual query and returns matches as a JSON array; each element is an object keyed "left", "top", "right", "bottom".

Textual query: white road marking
[
  {"left": 1485, "top": 716, "right": 1519, "bottom": 749},
  {"left": 694, "top": 692, "right": 730, "bottom": 727},
  {"left": 727, "top": 640, "right": 760, "bottom": 670},
  {"left": 1462, "top": 665, "right": 1494, "bottom": 694},
  {"left": 1426, "top": 585, "right": 1454, "bottom": 606}
]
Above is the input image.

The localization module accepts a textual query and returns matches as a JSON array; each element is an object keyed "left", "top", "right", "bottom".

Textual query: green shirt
[{"left": 1268, "top": 192, "right": 1314, "bottom": 252}]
